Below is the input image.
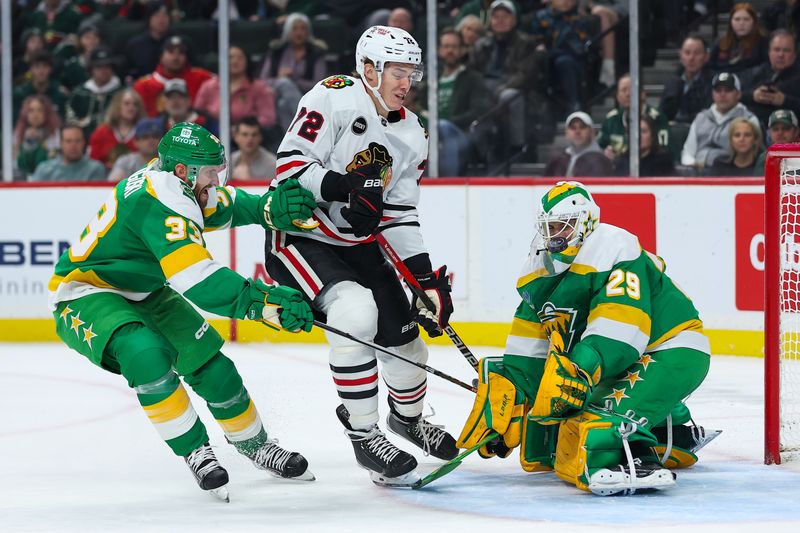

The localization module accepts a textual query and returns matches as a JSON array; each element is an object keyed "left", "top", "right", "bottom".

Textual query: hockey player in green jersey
[
  {"left": 48, "top": 122, "right": 319, "bottom": 501},
  {"left": 457, "top": 181, "right": 718, "bottom": 496}
]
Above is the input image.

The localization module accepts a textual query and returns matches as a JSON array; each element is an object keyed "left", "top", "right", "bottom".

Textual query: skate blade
[
  {"left": 268, "top": 468, "right": 316, "bottom": 482},
  {"left": 588, "top": 469, "right": 676, "bottom": 496},
  {"left": 370, "top": 470, "right": 421, "bottom": 488},
  {"left": 208, "top": 485, "right": 230, "bottom": 502},
  {"left": 690, "top": 429, "right": 722, "bottom": 453}
]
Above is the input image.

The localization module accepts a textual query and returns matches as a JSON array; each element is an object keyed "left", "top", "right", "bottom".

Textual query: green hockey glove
[
  {"left": 261, "top": 178, "right": 318, "bottom": 231},
  {"left": 529, "top": 331, "right": 601, "bottom": 424},
  {"left": 247, "top": 280, "right": 313, "bottom": 333}
]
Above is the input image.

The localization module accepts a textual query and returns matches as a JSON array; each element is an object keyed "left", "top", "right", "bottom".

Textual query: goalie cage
[{"left": 765, "top": 144, "right": 800, "bottom": 464}]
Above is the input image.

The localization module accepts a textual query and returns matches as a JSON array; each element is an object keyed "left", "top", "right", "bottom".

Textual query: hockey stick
[
  {"left": 313, "top": 320, "right": 477, "bottom": 393},
  {"left": 412, "top": 431, "right": 499, "bottom": 489},
  {"left": 374, "top": 233, "right": 480, "bottom": 372}
]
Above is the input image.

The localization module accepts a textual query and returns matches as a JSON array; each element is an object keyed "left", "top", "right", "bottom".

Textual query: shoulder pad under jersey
[
  {"left": 570, "top": 224, "right": 641, "bottom": 274},
  {"left": 126, "top": 170, "right": 203, "bottom": 227}
]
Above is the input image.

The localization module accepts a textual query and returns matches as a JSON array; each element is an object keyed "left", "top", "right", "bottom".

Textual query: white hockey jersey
[{"left": 272, "top": 74, "right": 429, "bottom": 262}]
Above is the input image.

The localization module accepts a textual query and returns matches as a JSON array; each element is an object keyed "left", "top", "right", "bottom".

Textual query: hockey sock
[
  {"left": 380, "top": 337, "right": 429, "bottom": 419},
  {"left": 184, "top": 352, "right": 267, "bottom": 457},
  {"left": 110, "top": 323, "right": 208, "bottom": 457}
]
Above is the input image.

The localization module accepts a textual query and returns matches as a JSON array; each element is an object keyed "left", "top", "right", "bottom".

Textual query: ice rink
[{"left": 3, "top": 341, "right": 800, "bottom": 532}]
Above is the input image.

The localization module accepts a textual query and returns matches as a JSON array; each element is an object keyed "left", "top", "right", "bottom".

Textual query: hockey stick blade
[{"left": 412, "top": 432, "right": 499, "bottom": 490}]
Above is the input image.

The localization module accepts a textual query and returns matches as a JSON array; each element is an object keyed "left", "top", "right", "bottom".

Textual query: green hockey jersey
[
  {"left": 502, "top": 223, "right": 710, "bottom": 402},
  {"left": 48, "top": 164, "right": 268, "bottom": 319}
]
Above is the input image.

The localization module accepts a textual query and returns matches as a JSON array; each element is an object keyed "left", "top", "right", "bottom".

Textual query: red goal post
[{"left": 765, "top": 144, "right": 800, "bottom": 464}]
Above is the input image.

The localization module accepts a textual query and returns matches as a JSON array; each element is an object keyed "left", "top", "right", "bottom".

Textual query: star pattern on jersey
[
  {"left": 605, "top": 388, "right": 630, "bottom": 406},
  {"left": 636, "top": 354, "right": 656, "bottom": 370},
  {"left": 59, "top": 306, "right": 74, "bottom": 324},
  {"left": 622, "top": 370, "right": 643, "bottom": 389},
  {"left": 70, "top": 312, "right": 85, "bottom": 334},
  {"left": 82, "top": 324, "right": 98, "bottom": 349}
]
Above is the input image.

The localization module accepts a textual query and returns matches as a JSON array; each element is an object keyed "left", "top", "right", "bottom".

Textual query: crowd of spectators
[
  {"left": 545, "top": 1, "right": 800, "bottom": 177},
  {"left": 6, "top": 0, "right": 799, "bottom": 181}
]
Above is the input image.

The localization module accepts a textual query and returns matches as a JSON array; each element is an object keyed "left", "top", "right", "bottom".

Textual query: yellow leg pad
[
  {"left": 519, "top": 414, "right": 555, "bottom": 472},
  {"left": 216, "top": 400, "right": 263, "bottom": 442},
  {"left": 142, "top": 385, "right": 199, "bottom": 441},
  {"left": 554, "top": 413, "right": 613, "bottom": 492},
  {"left": 653, "top": 445, "right": 698, "bottom": 469}
]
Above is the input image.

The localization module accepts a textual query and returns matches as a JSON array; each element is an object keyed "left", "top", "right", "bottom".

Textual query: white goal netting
[{"left": 778, "top": 158, "right": 800, "bottom": 457}]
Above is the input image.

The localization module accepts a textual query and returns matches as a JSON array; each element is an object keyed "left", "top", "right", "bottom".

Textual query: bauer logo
[{"left": 735, "top": 194, "right": 764, "bottom": 311}]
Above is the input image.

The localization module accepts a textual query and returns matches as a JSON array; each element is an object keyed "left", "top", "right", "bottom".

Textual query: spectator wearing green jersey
[
  {"left": 30, "top": 124, "right": 107, "bottom": 182},
  {"left": 12, "top": 50, "right": 68, "bottom": 122},
  {"left": 65, "top": 46, "right": 123, "bottom": 136},
  {"left": 598, "top": 73, "right": 670, "bottom": 166}
]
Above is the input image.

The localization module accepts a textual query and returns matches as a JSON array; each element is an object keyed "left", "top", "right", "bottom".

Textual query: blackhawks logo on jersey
[
  {"left": 538, "top": 302, "right": 578, "bottom": 350},
  {"left": 320, "top": 75, "right": 354, "bottom": 89},
  {"left": 346, "top": 142, "right": 394, "bottom": 187}
]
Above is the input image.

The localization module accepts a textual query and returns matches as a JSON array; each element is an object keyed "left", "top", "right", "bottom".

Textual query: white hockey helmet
[
  {"left": 537, "top": 181, "right": 600, "bottom": 260},
  {"left": 355, "top": 25, "right": 423, "bottom": 111}
]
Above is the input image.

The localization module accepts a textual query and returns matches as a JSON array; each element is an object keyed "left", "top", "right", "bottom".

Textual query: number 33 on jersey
[{"left": 49, "top": 163, "right": 270, "bottom": 318}]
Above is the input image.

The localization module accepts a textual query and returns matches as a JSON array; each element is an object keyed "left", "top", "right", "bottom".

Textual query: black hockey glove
[
  {"left": 341, "top": 187, "right": 383, "bottom": 237},
  {"left": 412, "top": 266, "right": 453, "bottom": 337},
  {"left": 321, "top": 164, "right": 387, "bottom": 238}
]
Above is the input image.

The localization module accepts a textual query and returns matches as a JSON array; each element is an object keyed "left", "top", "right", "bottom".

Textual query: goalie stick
[
  {"left": 412, "top": 431, "right": 499, "bottom": 489},
  {"left": 313, "top": 320, "right": 477, "bottom": 393},
  {"left": 374, "top": 233, "right": 480, "bottom": 372}
]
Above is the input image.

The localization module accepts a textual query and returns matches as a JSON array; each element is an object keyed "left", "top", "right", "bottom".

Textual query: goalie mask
[
  {"left": 537, "top": 181, "right": 600, "bottom": 263},
  {"left": 355, "top": 25, "right": 423, "bottom": 112}
]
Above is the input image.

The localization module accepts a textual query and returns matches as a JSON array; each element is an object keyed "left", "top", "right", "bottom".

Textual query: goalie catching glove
[
  {"left": 246, "top": 279, "right": 314, "bottom": 333},
  {"left": 412, "top": 266, "right": 453, "bottom": 337},
  {"left": 262, "top": 178, "right": 318, "bottom": 231},
  {"left": 321, "top": 163, "right": 389, "bottom": 238},
  {"left": 457, "top": 357, "right": 526, "bottom": 458},
  {"left": 529, "top": 331, "right": 602, "bottom": 424}
]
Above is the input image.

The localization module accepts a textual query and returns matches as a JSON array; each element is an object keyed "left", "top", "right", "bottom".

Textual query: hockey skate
[
  {"left": 652, "top": 422, "right": 722, "bottom": 454},
  {"left": 336, "top": 404, "right": 419, "bottom": 487},
  {"left": 687, "top": 425, "right": 722, "bottom": 453},
  {"left": 184, "top": 443, "right": 230, "bottom": 502},
  {"left": 587, "top": 459, "right": 676, "bottom": 496},
  {"left": 248, "top": 440, "right": 315, "bottom": 481},
  {"left": 386, "top": 407, "right": 458, "bottom": 461}
]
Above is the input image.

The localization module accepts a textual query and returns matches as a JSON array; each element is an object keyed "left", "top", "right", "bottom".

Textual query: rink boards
[{"left": 0, "top": 177, "right": 766, "bottom": 355}]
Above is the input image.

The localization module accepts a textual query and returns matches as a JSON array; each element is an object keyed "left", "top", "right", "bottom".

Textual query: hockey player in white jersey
[{"left": 264, "top": 25, "right": 459, "bottom": 485}]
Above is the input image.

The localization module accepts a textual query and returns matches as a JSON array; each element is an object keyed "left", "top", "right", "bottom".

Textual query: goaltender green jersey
[
  {"left": 504, "top": 223, "right": 710, "bottom": 401},
  {"left": 49, "top": 164, "right": 267, "bottom": 318}
]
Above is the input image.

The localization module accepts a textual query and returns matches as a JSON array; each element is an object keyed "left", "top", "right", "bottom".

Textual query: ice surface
[{"left": 2, "top": 342, "right": 799, "bottom": 532}]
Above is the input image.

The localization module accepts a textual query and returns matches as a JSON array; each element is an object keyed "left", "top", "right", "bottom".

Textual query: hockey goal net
[{"left": 765, "top": 145, "right": 800, "bottom": 464}]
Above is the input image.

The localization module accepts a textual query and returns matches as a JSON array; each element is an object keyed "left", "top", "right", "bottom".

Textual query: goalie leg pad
[
  {"left": 554, "top": 412, "right": 615, "bottom": 491},
  {"left": 553, "top": 409, "right": 660, "bottom": 492},
  {"left": 519, "top": 413, "right": 557, "bottom": 472}
]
